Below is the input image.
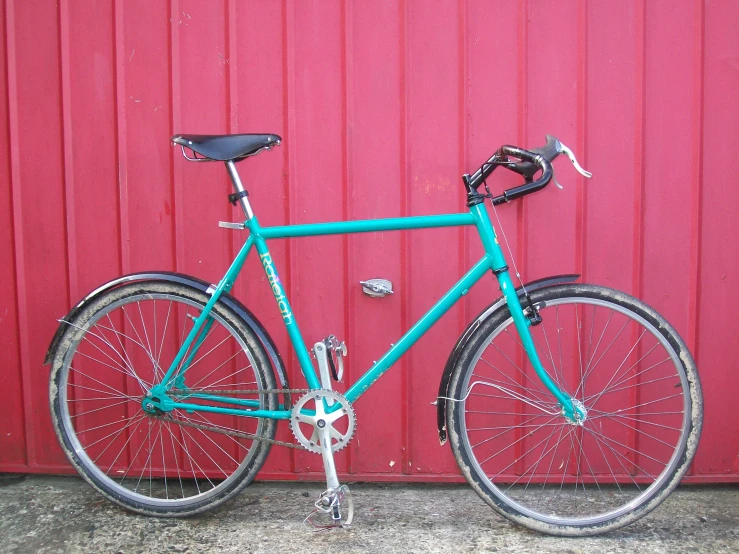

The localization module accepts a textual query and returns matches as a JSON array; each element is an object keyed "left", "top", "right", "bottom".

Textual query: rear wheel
[
  {"left": 49, "top": 281, "right": 278, "bottom": 516},
  {"left": 447, "top": 284, "right": 702, "bottom": 536}
]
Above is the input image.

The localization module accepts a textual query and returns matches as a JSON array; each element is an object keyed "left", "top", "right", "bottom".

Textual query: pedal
[
  {"left": 312, "top": 335, "right": 347, "bottom": 386},
  {"left": 303, "top": 485, "right": 354, "bottom": 531}
]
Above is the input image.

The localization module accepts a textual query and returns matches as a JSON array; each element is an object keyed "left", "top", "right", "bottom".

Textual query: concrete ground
[{"left": 0, "top": 475, "right": 737, "bottom": 553}]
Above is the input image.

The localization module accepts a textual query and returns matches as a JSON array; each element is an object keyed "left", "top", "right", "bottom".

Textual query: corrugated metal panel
[{"left": 1, "top": 0, "right": 737, "bottom": 481}]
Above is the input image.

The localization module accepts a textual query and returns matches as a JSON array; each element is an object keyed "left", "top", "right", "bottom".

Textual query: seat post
[{"left": 225, "top": 160, "right": 255, "bottom": 220}]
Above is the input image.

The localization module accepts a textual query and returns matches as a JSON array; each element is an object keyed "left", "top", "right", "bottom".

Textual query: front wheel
[
  {"left": 49, "top": 281, "right": 278, "bottom": 516},
  {"left": 446, "top": 284, "right": 702, "bottom": 536}
]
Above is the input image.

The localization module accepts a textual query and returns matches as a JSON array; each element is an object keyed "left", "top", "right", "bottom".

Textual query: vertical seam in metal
[
  {"left": 282, "top": 0, "right": 297, "bottom": 474},
  {"left": 687, "top": 0, "right": 704, "bottom": 355},
  {"left": 628, "top": 2, "right": 649, "bottom": 469},
  {"left": 633, "top": 0, "right": 646, "bottom": 299},
  {"left": 573, "top": 0, "right": 589, "bottom": 474},
  {"left": 628, "top": 3, "right": 649, "bottom": 470},
  {"left": 341, "top": 0, "right": 354, "bottom": 474},
  {"left": 59, "top": 0, "right": 77, "bottom": 304},
  {"left": 5, "top": 0, "right": 31, "bottom": 469},
  {"left": 113, "top": 0, "right": 130, "bottom": 274},
  {"left": 227, "top": 0, "right": 238, "bottom": 136},
  {"left": 223, "top": 0, "right": 241, "bottom": 467},
  {"left": 226, "top": 0, "right": 238, "bottom": 280},
  {"left": 111, "top": 0, "right": 136, "bottom": 469},
  {"left": 169, "top": 0, "right": 184, "bottom": 273},
  {"left": 399, "top": 0, "right": 411, "bottom": 475},
  {"left": 517, "top": 0, "right": 528, "bottom": 277},
  {"left": 576, "top": 0, "right": 588, "bottom": 284},
  {"left": 686, "top": 0, "right": 705, "bottom": 478},
  {"left": 512, "top": 1, "right": 529, "bottom": 459},
  {"left": 457, "top": 0, "right": 468, "bottom": 340}
]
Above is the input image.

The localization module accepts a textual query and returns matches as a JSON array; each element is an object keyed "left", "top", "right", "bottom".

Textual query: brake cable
[{"left": 483, "top": 176, "right": 542, "bottom": 325}]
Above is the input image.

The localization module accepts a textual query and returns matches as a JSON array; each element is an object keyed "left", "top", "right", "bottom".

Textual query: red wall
[{"left": 1, "top": 0, "right": 737, "bottom": 482}]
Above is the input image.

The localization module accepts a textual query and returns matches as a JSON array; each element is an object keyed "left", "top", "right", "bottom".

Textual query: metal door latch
[{"left": 359, "top": 278, "right": 393, "bottom": 297}]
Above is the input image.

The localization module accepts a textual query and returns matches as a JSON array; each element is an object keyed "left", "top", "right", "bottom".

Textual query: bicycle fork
[
  {"left": 494, "top": 268, "right": 585, "bottom": 422},
  {"left": 471, "top": 203, "right": 584, "bottom": 422}
]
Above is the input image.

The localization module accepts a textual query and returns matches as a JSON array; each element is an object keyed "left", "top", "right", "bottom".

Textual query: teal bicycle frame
[{"left": 151, "top": 169, "right": 578, "bottom": 421}]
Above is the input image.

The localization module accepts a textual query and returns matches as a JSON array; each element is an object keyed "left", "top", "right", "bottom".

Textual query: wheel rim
[
  {"left": 459, "top": 295, "right": 691, "bottom": 527},
  {"left": 57, "top": 292, "right": 267, "bottom": 508}
]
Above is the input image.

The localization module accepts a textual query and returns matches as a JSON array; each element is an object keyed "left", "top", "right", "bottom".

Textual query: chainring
[{"left": 290, "top": 390, "right": 356, "bottom": 454}]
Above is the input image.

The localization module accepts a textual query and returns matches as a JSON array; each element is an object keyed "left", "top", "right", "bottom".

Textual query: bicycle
[{"left": 45, "top": 132, "right": 702, "bottom": 536}]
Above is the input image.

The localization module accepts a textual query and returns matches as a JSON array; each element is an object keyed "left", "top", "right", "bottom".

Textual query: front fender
[
  {"left": 44, "top": 272, "right": 291, "bottom": 404},
  {"left": 436, "top": 274, "right": 579, "bottom": 444}
]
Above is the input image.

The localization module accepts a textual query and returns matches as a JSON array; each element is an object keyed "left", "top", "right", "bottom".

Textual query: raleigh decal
[{"left": 259, "top": 252, "right": 293, "bottom": 325}]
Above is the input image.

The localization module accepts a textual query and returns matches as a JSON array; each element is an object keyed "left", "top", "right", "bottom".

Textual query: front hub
[{"left": 568, "top": 399, "right": 588, "bottom": 425}]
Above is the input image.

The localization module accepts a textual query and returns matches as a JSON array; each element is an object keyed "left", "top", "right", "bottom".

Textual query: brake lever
[
  {"left": 549, "top": 138, "right": 592, "bottom": 190},
  {"left": 558, "top": 141, "right": 592, "bottom": 178}
]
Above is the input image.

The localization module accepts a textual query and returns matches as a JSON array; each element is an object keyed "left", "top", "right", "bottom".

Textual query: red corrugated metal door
[{"left": 1, "top": 0, "right": 737, "bottom": 482}]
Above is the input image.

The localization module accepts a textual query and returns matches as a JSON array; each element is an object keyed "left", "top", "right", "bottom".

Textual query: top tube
[{"left": 253, "top": 213, "right": 475, "bottom": 239}]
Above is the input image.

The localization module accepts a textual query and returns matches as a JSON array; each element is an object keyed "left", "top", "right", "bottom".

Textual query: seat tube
[{"left": 225, "top": 160, "right": 255, "bottom": 220}]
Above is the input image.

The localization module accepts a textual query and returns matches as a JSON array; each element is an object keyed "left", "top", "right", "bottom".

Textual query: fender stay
[{"left": 436, "top": 274, "right": 579, "bottom": 444}]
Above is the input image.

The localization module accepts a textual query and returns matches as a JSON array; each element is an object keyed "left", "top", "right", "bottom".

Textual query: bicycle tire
[
  {"left": 49, "top": 280, "right": 278, "bottom": 516},
  {"left": 446, "top": 284, "right": 702, "bottom": 536}
]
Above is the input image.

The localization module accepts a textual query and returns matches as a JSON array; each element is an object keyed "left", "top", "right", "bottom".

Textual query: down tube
[{"left": 345, "top": 256, "right": 494, "bottom": 403}]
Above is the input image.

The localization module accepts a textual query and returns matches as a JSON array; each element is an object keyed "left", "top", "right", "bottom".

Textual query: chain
[
  {"left": 163, "top": 388, "right": 312, "bottom": 450},
  {"left": 159, "top": 414, "right": 308, "bottom": 449}
]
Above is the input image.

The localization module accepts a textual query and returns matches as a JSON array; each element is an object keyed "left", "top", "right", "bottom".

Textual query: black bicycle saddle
[{"left": 172, "top": 133, "right": 281, "bottom": 161}]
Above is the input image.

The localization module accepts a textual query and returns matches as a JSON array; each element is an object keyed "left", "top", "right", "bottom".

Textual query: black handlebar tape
[
  {"left": 466, "top": 136, "right": 556, "bottom": 192},
  {"left": 492, "top": 145, "right": 553, "bottom": 205},
  {"left": 508, "top": 135, "right": 561, "bottom": 179}
]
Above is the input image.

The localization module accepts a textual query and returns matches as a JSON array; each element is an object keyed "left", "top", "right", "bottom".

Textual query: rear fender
[
  {"left": 44, "top": 271, "right": 291, "bottom": 405},
  {"left": 436, "top": 274, "right": 579, "bottom": 444}
]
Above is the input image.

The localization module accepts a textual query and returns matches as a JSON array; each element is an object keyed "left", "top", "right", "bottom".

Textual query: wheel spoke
[
  {"left": 121, "top": 305, "right": 165, "bottom": 382},
  {"left": 99, "top": 415, "right": 148, "bottom": 473},
  {"left": 501, "top": 328, "right": 566, "bottom": 399},
  {"left": 507, "top": 425, "right": 566, "bottom": 490},
  {"left": 88, "top": 413, "right": 147, "bottom": 460},
  {"left": 586, "top": 356, "right": 672, "bottom": 400},
  {"left": 478, "top": 358, "right": 550, "bottom": 404},
  {"left": 169, "top": 326, "right": 225, "bottom": 385},
  {"left": 587, "top": 411, "right": 682, "bottom": 432},
  {"left": 189, "top": 411, "right": 254, "bottom": 453},
  {"left": 163, "top": 419, "right": 186, "bottom": 499},
  {"left": 540, "top": 316, "right": 567, "bottom": 393},
  {"left": 69, "top": 398, "right": 132, "bottom": 419},
  {"left": 471, "top": 416, "right": 561, "bottom": 449},
  {"left": 67, "top": 382, "right": 138, "bottom": 401},
  {"left": 587, "top": 413, "right": 680, "bottom": 449},
  {"left": 579, "top": 318, "right": 632, "bottom": 389},
  {"left": 583, "top": 425, "right": 665, "bottom": 469},
  {"left": 476, "top": 414, "right": 560, "bottom": 469},
  {"left": 580, "top": 329, "right": 648, "bottom": 405}
]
